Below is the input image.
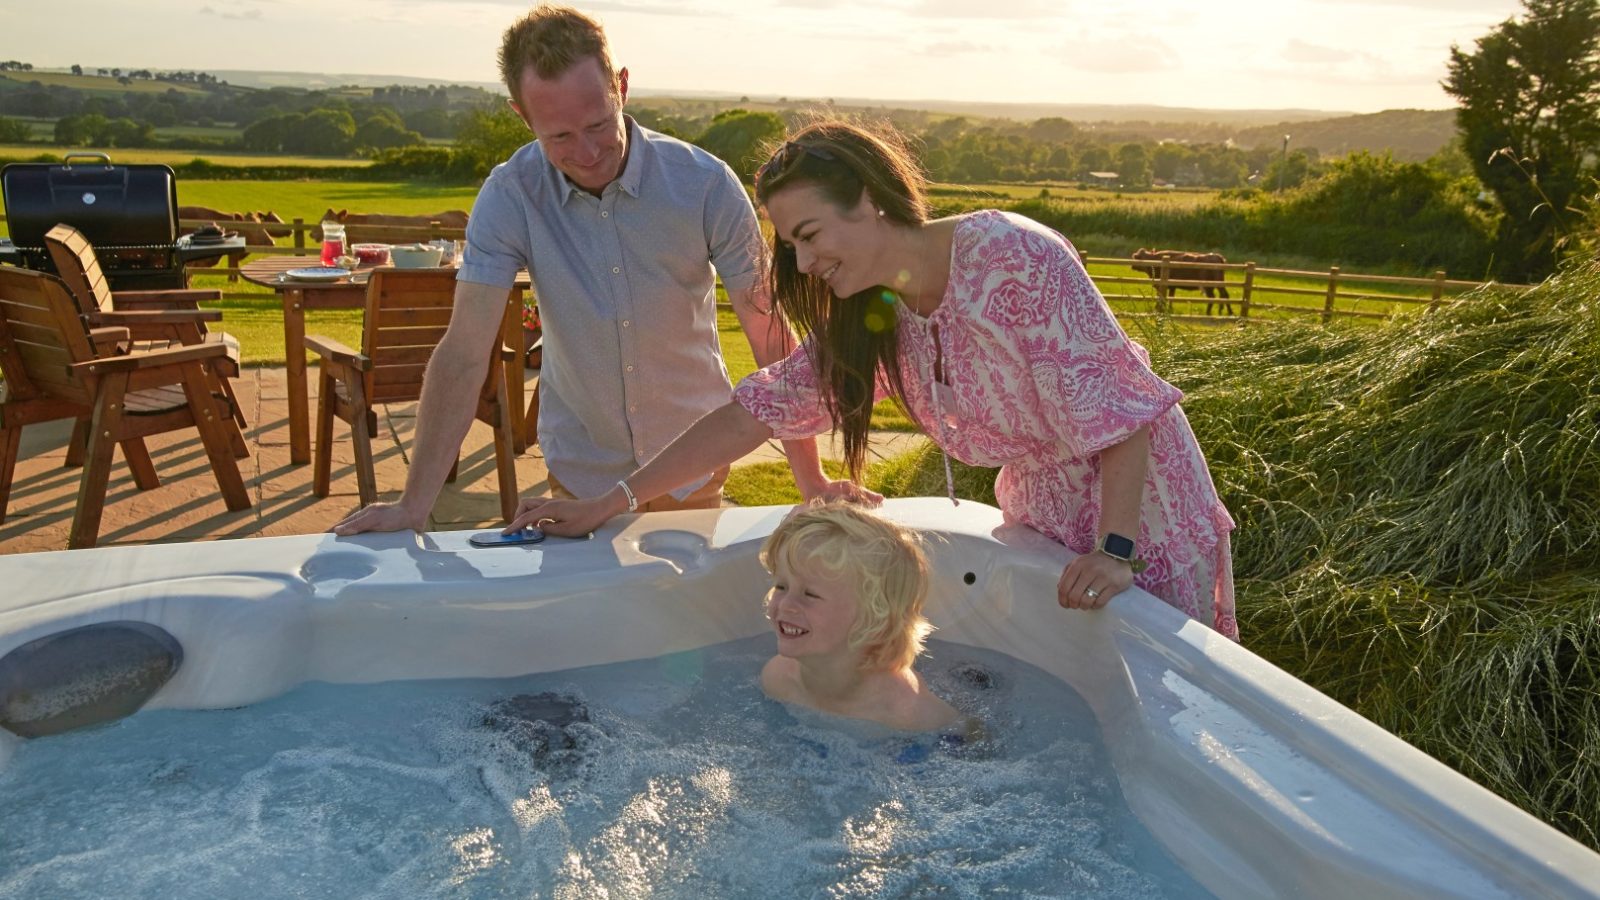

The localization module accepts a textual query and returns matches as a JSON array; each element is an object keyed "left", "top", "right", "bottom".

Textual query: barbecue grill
[{"left": 0, "top": 153, "right": 243, "bottom": 290}]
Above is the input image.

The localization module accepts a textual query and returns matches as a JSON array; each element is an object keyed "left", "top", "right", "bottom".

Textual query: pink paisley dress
[{"left": 734, "top": 210, "right": 1238, "bottom": 639}]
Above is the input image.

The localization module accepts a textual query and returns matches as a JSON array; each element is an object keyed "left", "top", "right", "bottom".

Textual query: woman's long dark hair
[{"left": 754, "top": 120, "right": 932, "bottom": 480}]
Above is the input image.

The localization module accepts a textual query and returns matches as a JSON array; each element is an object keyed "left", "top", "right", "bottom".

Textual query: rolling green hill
[{"left": 1232, "top": 109, "right": 1457, "bottom": 162}]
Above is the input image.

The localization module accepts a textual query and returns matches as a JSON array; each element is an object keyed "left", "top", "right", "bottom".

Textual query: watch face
[{"left": 1101, "top": 532, "right": 1136, "bottom": 560}]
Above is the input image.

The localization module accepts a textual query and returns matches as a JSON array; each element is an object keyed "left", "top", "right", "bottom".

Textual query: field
[
  {"left": 932, "top": 182, "right": 1222, "bottom": 208},
  {"left": 0, "top": 144, "right": 363, "bottom": 168},
  {"left": 2, "top": 174, "right": 1489, "bottom": 341},
  {"left": 0, "top": 71, "right": 208, "bottom": 95}
]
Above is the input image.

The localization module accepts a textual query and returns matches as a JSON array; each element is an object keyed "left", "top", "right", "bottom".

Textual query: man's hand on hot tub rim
[
  {"left": 508, "top": 491, "right": 626, "bottom": 538},
  {"left": 331, "top": 499, "right": 429, "bottom": 535}
]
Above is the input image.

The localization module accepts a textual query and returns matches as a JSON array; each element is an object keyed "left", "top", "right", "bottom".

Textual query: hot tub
[{"left": 0, "top": 499, "right": 1596, "bottom": 898}]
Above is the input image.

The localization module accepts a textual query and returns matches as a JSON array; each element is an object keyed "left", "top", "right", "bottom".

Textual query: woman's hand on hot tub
[
  {"left": 1056, "top": 553, "right": 1135, "bottom": 611},
  {"left": 507, "top": 492, "right": 626, "bottom": 538}
]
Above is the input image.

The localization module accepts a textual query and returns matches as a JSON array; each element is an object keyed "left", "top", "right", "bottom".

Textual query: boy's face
[{"left": 765, "top": 556, "right": 860, "bottom": 662}]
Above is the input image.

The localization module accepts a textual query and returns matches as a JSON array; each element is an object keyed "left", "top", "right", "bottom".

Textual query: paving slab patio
[{"left": 0, "top": 366, "right": 926, "bottom": 555}]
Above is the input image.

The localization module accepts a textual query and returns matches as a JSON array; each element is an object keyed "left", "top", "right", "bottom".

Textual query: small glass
[{"left": 320, "top": 221, "right": 347, "bottom": 267}]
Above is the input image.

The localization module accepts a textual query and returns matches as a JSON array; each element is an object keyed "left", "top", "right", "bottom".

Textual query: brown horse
[
  {"left": 314, "top": 209, "right": 469, "bottom": 245},
  {"left": 1130, "top": 248, "right": 1234, "bottom": 315},
  {"left": 178, "top": 207, "right": 287, "bottom": 269}
]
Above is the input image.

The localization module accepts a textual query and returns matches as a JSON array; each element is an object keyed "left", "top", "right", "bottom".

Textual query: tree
[
  {"left": 1444, "top": 0, "right": 1600, "bottom": 280},
  {"left": 453, "top": 106, "right": 531, "bottom": 177},
  {"left": 354, "top": 117, "right": 425, "bottom": 153},
  {"left": 1264, "top": 150, "right": 1314, "bottom": 192},
  {"left": 298, "top": 108, "right": 356, "bottom": 155},
  {"left": 1115, "top": 143, "right": 1152, "bottom": 187},
  {"left": 1152, "top": 142, "right": 1190, "bottom": 182},
  {"left": 694, "top": 109, "right": 784, "bottom": 182},
  {"left": 0, "top": 114, "right": 32, "bottom": 143}
]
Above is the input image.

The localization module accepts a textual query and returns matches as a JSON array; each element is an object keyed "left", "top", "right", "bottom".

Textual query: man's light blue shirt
[{"left": 458, "top": 118, "right": 763, "bottom": 499}]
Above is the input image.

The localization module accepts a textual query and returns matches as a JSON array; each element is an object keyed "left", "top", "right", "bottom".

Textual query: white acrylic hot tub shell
[{"left": 0, "top": 499, "right": 1595, "bottom": 899}]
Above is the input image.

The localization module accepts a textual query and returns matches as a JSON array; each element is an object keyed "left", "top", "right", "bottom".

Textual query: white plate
[{"left": 282, "top": 267, "right": 352, "bottom": 283}]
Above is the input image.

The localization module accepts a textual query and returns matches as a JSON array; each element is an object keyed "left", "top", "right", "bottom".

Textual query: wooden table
[{"left": 240, "top": 256, "right": 533, "bottom": 465}]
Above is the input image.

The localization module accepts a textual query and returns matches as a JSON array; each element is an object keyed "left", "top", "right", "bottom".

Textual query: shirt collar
[{"left": 554, "top": 115, "right": 646, "bottom": 204}]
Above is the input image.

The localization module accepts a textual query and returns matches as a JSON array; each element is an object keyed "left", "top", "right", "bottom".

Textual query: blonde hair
[
  {"left": 498, "top": 5, "right": 618, "bottom": 103},
  {"left": 759, "top": 501, "right": 933, "bottom": 671}
]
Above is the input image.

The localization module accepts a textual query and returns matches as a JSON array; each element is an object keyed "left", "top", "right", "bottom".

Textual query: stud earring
[{"left": 878, "top": 208, "right": 886, "bottom": 217}]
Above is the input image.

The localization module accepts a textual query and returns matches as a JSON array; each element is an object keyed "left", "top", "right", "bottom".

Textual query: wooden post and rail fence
[
  {"left": 1, "top": 215, "right": 1535, "bottom": 321},
  {"left": 1086, "top": 255, "right": 1532, "bottom": 324}
]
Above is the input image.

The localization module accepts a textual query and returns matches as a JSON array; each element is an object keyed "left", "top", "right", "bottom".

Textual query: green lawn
[{"left": 178, "top": 181, "right": 482, "bottom": 224}]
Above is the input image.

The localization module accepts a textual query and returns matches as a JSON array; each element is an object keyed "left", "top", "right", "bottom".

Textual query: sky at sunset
[{"left": 7, "top": 0, "right": 1529, "bottom": 113}]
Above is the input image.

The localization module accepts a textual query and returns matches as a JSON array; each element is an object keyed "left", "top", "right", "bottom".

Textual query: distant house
[{"left": 1086, "top": 171, "right": 1120, "bottom": 187}]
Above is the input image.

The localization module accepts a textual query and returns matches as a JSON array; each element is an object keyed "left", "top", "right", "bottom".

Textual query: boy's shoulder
[{"left": 760, "top": 655, "right": 804, "bottom": 703}]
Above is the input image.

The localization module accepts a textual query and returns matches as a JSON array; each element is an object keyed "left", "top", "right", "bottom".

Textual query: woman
[{"left": 512, "top": 120, "right": 1238, "bottom": 639}]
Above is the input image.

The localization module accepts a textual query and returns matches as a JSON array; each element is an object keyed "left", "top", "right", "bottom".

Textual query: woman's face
[{"left": 764, "top": 183, "right": 885, "bottom": 297}]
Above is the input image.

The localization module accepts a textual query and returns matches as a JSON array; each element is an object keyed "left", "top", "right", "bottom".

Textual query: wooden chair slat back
[
  {"left": 43, "top": 223, "right": 114, "bottom": 315},
  {"left": 361, "top": 269, "right": 460, "bottom": 404},
  {"left": 0, "top": 268, "right": 97, "bottom": 406}
]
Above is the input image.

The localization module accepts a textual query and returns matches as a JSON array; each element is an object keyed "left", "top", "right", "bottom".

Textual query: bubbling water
[{"left": 0, "top": 637, "right": 1211, "bottom": 898}]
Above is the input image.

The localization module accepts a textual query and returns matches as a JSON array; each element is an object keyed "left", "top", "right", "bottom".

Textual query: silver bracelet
[{"left": 617, "top": 479, "right": 639, "bottom": 512}]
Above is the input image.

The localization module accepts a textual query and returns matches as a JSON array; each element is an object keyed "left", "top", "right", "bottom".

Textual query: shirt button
[
  {"left": 612, "top": 266, "right": 620, "bottom": 274},
  {"left": 601, "top": 211, "right": 609, "bottom": 218},
  {"left": 629, "top": 405, "right": 637, "bottom": 412},
  {"left": 626, "top": 365, "right": 634, "bottom": 372},
  {"left": 622, "top": 320, "right": 630, "bottom": 327}
]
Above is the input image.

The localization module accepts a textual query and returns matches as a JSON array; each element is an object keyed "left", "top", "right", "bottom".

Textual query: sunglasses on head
[{"left": 756, "top": 141, "right": 836, "bottom": 189}]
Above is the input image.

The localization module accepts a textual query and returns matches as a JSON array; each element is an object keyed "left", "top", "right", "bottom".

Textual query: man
[{"left": 334, "top": 5, "right": 824, "bottom": 535}]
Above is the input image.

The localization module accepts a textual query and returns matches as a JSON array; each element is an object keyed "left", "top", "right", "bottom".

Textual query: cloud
[
  {"left": 1306, "top": 0, "right": 1517, "bottom": 10},
  {"left": 198, "top": 5, "right": 264, "bottom": 20},
  {"left": 567, "top": 0, "right": 706, "bottom": 14},
  {"left": 909, "top": 0, "right": 1064, "bottom": 18},
  {"left": 922, "top": 41, "right": 995, "bottom": 57},
  {"left": 1058, "top": 32, "right": 1182, "bottom": 74},
  {"left": 1282, "top": 38, "right": 1356, "bottom": 65}
]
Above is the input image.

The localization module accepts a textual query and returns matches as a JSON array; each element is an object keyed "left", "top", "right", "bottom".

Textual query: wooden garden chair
[
  {"left": 0, "top": 268, "right": 251, "bottom": 549},
  {"left": 43, "top": 223, "right": 249, "bottom": 451},
  {"left": 304, "top": 268, "right": 520, "bottom": 521}
]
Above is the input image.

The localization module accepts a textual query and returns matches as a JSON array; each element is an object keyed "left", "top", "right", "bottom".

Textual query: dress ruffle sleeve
[{"left": 732, "top": 341, "right": 835, "bottom": 441}]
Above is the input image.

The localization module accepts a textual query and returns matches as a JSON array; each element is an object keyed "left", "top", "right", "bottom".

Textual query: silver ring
[
  {"left": 1084, "top": 588, "right": 1101, "bottom": 599},
  {"left": 535, "top": 517, "right": 556, "bottom": 527}
]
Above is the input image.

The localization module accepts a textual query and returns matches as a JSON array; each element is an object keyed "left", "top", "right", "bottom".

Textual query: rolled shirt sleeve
[
  {"left": 704, "top": 164, "right": 763, "bottom": 296},
  {"left": 457, "top": 168, "right": 530, "bottom": 289}
]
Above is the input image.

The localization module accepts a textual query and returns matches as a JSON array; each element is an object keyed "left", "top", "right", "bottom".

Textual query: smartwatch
[{"left": 1097, "top": 532, "right": 1148, "bottom": 573}]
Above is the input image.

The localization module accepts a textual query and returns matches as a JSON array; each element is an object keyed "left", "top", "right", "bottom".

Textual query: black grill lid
[{"left": 1, "top": 153, "right": 178, "bottom": 249}]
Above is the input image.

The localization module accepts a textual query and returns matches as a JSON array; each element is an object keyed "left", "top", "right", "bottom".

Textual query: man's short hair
[
  {"left": 760, "top": 501, "right": 934, "bottom": 672},
  {"left": 498, "top": 5, "right": 618, "bottom": 102}
]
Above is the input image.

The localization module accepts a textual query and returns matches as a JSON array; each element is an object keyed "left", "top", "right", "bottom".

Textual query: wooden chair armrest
[
  {"left": 87, "top": 309, "right": 223, "bottom": 326},
  {"left": 113, "top": 289, "right": 222, "bottom": 307},
  {"left": 73, "top": 342, "right": 227, "bottom": 374},
  {"left": 87, "top": 326, "right": 132, "bottom": 350},
  {"left": 305, "top": 334, "right": 371, "bottom": 371}
]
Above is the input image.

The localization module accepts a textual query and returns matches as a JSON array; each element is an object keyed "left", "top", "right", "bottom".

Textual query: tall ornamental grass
[{"left": 843, "top": 260, "right": 1600, "bottom": 847}]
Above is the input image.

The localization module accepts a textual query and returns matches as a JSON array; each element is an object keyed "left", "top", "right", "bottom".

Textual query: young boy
[{"left": 759, "top": 502, "right": 976, "bottom": 736}]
